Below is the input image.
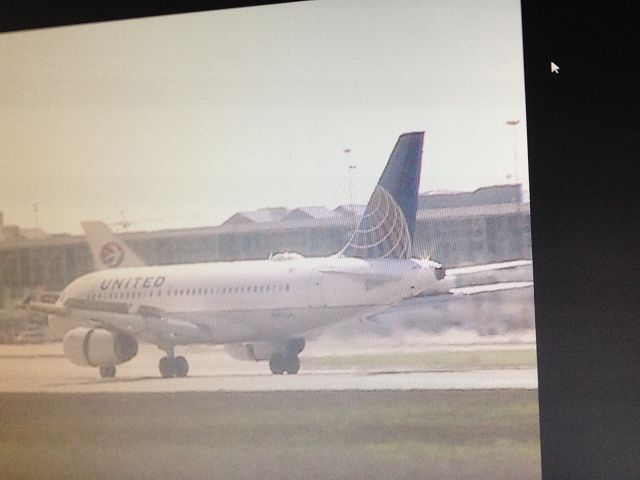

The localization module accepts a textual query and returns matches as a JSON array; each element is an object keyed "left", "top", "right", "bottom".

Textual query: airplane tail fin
[
  {"left": 339, "top": 131, "right": 424, "bottom": 260},
  {"left": 81, "top": 221, "right": 146, "bottom": 269}
]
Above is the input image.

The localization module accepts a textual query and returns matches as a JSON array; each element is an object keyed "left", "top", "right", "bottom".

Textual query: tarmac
[{"left": 0, "top": 340, "right": 538, "bottom": 393}]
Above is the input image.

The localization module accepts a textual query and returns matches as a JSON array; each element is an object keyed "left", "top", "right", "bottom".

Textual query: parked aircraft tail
[
  {"left": 339, "top": 131, "right": 424, "bottom": 259},
  {"left": 81, "top": 221, "right": 146, "bottom": 269}
]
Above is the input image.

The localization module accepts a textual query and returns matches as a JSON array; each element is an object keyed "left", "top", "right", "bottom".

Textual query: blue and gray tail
[{"left": 339, "top": 131, "right": 424, "bottom": 259}]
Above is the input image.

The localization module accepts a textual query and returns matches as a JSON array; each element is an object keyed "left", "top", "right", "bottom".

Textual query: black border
[
  {"left": 522, "top": 1, "right": 640, "bottom": 478},
  {"left": 0, "top": 1, "right": 301, "bottom": 33}
]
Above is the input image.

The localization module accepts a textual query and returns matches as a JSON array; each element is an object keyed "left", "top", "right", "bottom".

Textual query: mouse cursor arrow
[{"left": 550, "top": 61, "right": 560, "bottom": 74}]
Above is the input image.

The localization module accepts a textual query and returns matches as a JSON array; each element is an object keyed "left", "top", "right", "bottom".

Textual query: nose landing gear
[{"left": 99, "top": 365, "right": 116, "bottom": 378}]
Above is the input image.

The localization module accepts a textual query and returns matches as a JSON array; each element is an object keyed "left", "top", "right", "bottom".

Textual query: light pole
[
  {"left": 505, "top": 120, "right": 520, "bottom": 184},
  {"left": 32, "top": 203, "right": 39, "bottom": 229},
  {"left": 348, "top": 165, "right": 357, "bottom": 207},
  {"left": 343, "top": 148, "right": 356, "bottom": 207},
  {"left": 505, "top": 119, "right": 524, "bottom": 257}
]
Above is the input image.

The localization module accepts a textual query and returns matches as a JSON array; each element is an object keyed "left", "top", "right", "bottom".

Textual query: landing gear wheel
[
  {"left": 174, "top": 356, "right": 189, "bottom": 377},
  {"left": 269, "top": 353, "right": 285, "bottom": 375},
  {"left": 159, "top": 356, "right": 175, "bottom": 378},
  {"left": 99, "top": 366, "right": 116, "bottom": 378},
  {"left": 269, "top": 353, "right": 300, "bottom": 375},
  {"left": 285, "top": 355, "right": 300, "bottom": 375}
]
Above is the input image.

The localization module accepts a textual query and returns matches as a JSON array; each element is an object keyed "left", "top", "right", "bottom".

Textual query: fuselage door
[{"left": 307, "top": 268, "right": 326, "bottom": 308}]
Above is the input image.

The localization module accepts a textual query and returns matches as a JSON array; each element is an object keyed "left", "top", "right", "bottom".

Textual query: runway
[{"left": 0, "top": 341, "right": 537, "bottom": 393}]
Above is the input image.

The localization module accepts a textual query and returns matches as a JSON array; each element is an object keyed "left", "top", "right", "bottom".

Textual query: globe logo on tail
[
  {"left": 100, "top": 242, "right": 125, "bottom": 268},
  {"left": 340, "top": 185, "right": 411, "bottom": 259}
]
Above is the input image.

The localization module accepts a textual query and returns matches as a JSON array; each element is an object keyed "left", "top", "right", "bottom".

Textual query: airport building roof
[
  {"left": 334, "top": 205, "right": 367, "bottom": 217},
  {"left": 283, "top": 207, "right": 338, "bottom": 221},
  {"left": 222, "top": 207, "right": 290, "bottom": 225},
  {"left": 0, "top": 184, "right": 528, "bottom": 250},
  {"left": 418, "top": 184, "right": 522, "bottom": 209}
]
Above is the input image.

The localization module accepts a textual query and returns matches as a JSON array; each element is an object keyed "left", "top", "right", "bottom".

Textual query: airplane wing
[
  {"left": 374, "top": 280, "right": 533, "bottom": 322},
  {"left": 444, "top": 259, "right": 533, "bottom": 290},
  {"left": 30, "top": 299, "right": 210, "bottom": 343},
  {"left": 417, "top": 280, "right": 533, "bottom": 299}
]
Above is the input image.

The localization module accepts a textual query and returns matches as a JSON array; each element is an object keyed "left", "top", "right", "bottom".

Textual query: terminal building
[{"left": 0, "top": 184, "right": 531, "bottom": 304}]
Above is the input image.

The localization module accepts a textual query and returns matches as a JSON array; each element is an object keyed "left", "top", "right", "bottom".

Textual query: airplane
[
  {"left": 80, "top": 221, "right": 533, "bottom": 360},
  {"left": 31, "top": 132, "right": 532, "bottom": 378},
  {"left": 82, "top": 221, "right": 146, "bottom": 269}
]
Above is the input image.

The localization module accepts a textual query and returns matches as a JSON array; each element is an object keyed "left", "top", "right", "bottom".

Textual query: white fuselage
[{"left": 50, "top": 255, "right": 438, "bottom": 344}]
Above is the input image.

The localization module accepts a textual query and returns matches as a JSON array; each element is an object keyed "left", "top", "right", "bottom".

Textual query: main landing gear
[
  {"left": 159, "top": 356, "right": 189, "bottom": 378},
  {"left": 268, "top": 337, "right": 305, "bottom": 375},
  {"left": 158, "top": 344, "right": 189, "bottom": 378},
  {"left": 269, "top": 352, "right": 300, "bottom": 375}
]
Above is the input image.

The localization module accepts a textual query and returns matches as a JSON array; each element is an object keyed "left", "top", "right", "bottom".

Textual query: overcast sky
[{"left": 0, "top": 0, "right": 527, "bottom": 234}]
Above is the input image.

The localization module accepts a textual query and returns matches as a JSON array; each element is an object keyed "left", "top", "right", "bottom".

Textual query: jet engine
[{"left": 62, "top": 327, "right": 138, "bottom": 367}]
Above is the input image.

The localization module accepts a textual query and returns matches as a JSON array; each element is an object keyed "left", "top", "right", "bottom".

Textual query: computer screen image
[{"left": 0, "top": 2, "right": 540, "bottom": 479}]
